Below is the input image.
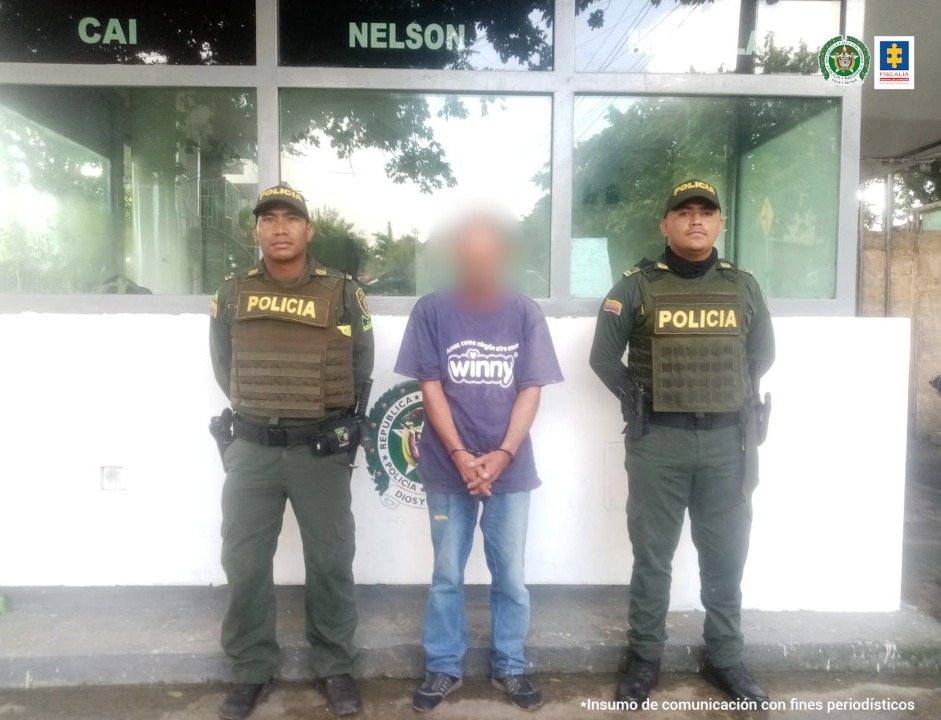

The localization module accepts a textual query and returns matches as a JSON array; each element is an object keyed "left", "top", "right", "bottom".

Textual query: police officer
[
  {"left": 589, "top": 180, "right": 775, "bottom": 710},
  {"left": 209, "top": 185, "right": 374, "bottom": 719}
]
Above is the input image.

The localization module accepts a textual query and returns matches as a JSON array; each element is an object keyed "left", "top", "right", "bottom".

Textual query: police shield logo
[
  {"left": 819, "top": 35, "right": 871, "bottom": 84},
  {"left": 366, "top": 381, "right": 426, "bottom": 510}
]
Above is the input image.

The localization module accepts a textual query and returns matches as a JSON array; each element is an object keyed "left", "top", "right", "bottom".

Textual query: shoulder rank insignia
[
  {"left": 717, "top": 260, "right": 743, "bottom": 278},
  {"left": 223, "top": 272, "right": 236, "bottom": 281},
  {"left": 246, "top": 268, "right": 259, "bottom": 277},
  {"left": 655, "top": 262, "right": 669, "bottom": 270},
  {"left": 321, "top": 266, "right": 353, "bottom": 281},
  {"left": 623, "top": 267, "right": 641, "bottom": 278}
]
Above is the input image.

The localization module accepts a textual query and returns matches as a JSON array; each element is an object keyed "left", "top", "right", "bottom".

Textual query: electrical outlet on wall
[{"left": 100, "top": 466, "right": 127, "bottom": 491}]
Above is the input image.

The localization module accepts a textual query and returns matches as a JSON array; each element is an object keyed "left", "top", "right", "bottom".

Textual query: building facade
[{"left": 0, "top": 0, "right": 911, "bottom": 613}]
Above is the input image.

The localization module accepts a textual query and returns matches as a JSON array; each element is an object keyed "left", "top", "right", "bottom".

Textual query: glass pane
[
  {"left": 736, "top": 102, "right": 841, "bottom": 298},
  {"left": 575, "top": 0, "right": 840, "bottom": 74},
  {"left": 0, "top": 86, "right": 257, "bottom": 293},
  {"left": 280, "top": 91, "right": 552, "bottom": 296},
  {"left": 571, "top": 95, "right": 841, "bottom": 299},
  {"left": 754, "top": 1, "right": 842, "bottom": 74},
  {"left": 0, "top": 0, "right": 255, "bottom": 65},
  {"left": 279, "top": 0, "right": 553, "bottom": 70}
]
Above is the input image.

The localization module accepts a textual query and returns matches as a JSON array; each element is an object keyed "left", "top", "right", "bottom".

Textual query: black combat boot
[
  {"left": 616, "top": 651, "right": 660, "bottom": 710},
  {"left": 321, "top": 673, "right": 362, "bottom": 716},
  {"left": 218, "top": 678, "right": 275, "bottom": 720},
  {"left": 701, "top": 660, "right": 770, "bottom": 709}
]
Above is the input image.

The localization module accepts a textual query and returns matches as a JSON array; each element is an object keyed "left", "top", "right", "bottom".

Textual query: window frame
[{"left": 0, "top": 0, "right": 862, "bottom": 317}]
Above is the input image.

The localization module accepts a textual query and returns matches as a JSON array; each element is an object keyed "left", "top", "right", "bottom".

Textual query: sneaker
[
  {"left": 320, "top": 673, "right": 362, "bottom": 716},
  {"left": 491, "top": 675, "right": 543, "bottom": 711},
  {"left": 219, "top": 678, "right": 275, "bottom": 720},
  {"left": 412, "top": 672, "right": 463, "bottom": 712}
]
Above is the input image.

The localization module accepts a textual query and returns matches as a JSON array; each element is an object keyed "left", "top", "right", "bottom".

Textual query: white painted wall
[{"left": 0, "top": 313, "right": 909, "bottom": 612}]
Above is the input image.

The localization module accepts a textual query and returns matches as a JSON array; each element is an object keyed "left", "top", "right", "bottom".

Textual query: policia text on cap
[
  {"left": 589, "top": 179, "right": 775, "bottom": 710},
  {"left": 209, "top": 186, "right": 375, "bottom": 719}
]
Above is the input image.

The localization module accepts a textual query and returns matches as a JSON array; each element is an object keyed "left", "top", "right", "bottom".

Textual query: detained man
[{"left": 394, "top": 209, "right": 564, "bottom": 713}]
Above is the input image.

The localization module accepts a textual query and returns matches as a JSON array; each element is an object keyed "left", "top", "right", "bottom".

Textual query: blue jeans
[{"left": 422, "top": 489, "right": 532, "bottom": 679}]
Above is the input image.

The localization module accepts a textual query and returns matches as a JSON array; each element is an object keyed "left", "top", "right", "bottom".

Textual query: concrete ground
[
  {"left": 903, "top": 440, "right": 941, "bottom": 623},
  {"left": 5, "top": 584, "right": 941, "bottom": 688},
  {"left": 2, "top": 674, "right": 940, "bottom": 720},
  {"left": 1, "top": 440, "right": 939, "bottom": 718}
]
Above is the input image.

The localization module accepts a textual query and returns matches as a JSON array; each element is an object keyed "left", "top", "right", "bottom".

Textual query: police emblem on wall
[
  {"left": 818, "top": 35, "right": 870, "bottom": 84},
  {"left": 365, "top": 381, "right": 426, "bottom": 509}
]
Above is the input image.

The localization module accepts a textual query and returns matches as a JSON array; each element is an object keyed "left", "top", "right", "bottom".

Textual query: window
[
  {"left": 0, "top": 0, "right": 255, "bottom": 65},
  {"left": 572, "top": 95, "right": 840, "bottom": 299},
  {"left": 280, "top": 90, "right": 552, "bottom": 297},
  {"left": 0, "top": 2, "right": 857, "bottom": 313},
  {"left": 0, "top": 86, "right": 257, "bottom": 294},
  {"left": 279, "top": 0, "right": 553, "bottom": 70},
  {"left": 575, "top": 0, "right": 841, "bottom": 74}
]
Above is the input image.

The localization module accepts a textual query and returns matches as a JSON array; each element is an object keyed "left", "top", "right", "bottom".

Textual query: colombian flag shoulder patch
[{"left": 603, "top": 298, "right": 623, "bottom": 316}]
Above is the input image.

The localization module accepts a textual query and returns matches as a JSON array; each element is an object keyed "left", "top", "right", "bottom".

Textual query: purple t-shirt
[{"left": 394, "top": 291, "right": 564, "bottom": 494}]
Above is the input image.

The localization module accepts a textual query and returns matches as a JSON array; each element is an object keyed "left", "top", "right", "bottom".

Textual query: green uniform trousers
[
  {"left": 220, "top": 438, "right": 358, "bottom": 683},
  {"left": 624, "top": 422, "right": 752, "bottom": 668}
]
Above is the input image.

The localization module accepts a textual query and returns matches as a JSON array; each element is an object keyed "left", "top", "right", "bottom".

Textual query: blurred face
[
  {"left": 452, "top": 219, "right": 508, "bottom": 293},
  {"left": 254, "top": 205, "right": 313, "bottom": 264},
  {"left": 660, "top": 201, "right": 723, "bottom": 262}
]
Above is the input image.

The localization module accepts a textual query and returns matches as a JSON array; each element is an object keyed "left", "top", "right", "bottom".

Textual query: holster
[
  {"left": 208, "top": 408, "right": 235, "bottom": 469},
  {"left": 310, "top": 414, "right": 361, "bottom": 457},
  {"left": 755, "top": 392, "right": 772, "bottom": 446},
  {"left": 741, "top": 403, "right": 760, "bottom": 495},
  {"left": 620, "top": 378, "right": 648, "bottom": 441}
]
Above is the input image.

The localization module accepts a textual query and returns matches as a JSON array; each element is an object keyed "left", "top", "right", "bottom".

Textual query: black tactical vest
[
  {"left": 229, "top": 267, "right": 354, "bottom": 419},
  {"left": 627, "top": 259, "right": 750, "bottom": 413}
]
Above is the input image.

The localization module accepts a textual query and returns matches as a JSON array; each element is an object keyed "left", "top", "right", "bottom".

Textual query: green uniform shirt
[
  {"left": 209, "top": 258, "right": 375, "bottom": 404},
  {"left": 589, "top": 255, "right": 775, "bottom": 398}
]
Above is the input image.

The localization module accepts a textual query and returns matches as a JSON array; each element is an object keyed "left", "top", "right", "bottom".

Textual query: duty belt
[
  {"left": 233, "top": 414, "right": 323, "bottom": 447},
  {"left": 647, "top": 408, "right": 740, "bottom": 431}
]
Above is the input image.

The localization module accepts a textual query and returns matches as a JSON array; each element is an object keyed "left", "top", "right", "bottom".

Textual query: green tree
[
  {"left": 308, "top": 206, "right": 420, "bottom": 294},
  {"left": 525, "top": 34, "right": 835, "bottom": 283},
  {"left": 309, "top": 207, "right": 369, "bottom": 279},
  {"left": 364, "top": 227, "right": 420, "bottom": 296},
  {"left": 282, "top": 91, "right": 457, "bottom": 195},
  {"left": 755, "top": 32, "right": 819, "bottom": 75},
  {"left": 897, "top": 162, "right": 941, "bottom": 227}
]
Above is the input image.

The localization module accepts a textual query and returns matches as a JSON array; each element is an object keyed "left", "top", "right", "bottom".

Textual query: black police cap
[
  {"left": 253, "top": 185, "right": 310, "bottom": 221},
  {"left": 664, "top": 179, "right": 721, "bottom": 216}
]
